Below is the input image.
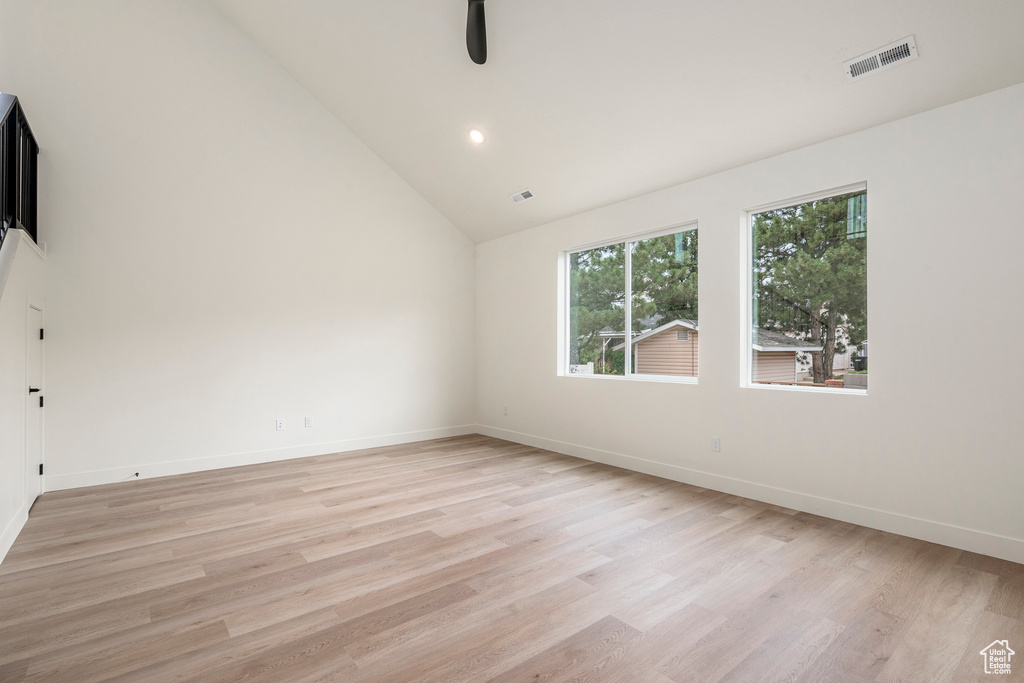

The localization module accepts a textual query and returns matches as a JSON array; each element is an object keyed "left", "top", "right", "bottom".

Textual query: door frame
[{"left": 26, "top": 302, "right": 44, "bottom": 503}]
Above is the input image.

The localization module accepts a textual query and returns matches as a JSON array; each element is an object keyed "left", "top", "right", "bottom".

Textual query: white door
[{"left": 26, "top": 305, "right": 43, "bottom": 506}]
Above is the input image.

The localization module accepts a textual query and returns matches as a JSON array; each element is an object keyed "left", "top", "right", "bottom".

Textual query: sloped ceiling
[{"left": 211, "top": 0, "right": 1024, "bottom": 243}]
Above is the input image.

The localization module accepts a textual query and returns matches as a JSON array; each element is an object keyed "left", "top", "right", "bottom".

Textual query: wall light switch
[{"left": 276, "top": 418, "right": 285, "bottom": 431}]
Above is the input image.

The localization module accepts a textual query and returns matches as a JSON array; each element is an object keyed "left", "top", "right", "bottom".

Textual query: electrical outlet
[
  {"left": 305, "top": 416, "right": 313, "bottom": 428},
  {"left": 276, "top": 418, "right": 285, "bottom": 431},
  {"left": 711, "top": 437, "right": 721, "bottom": 452},
  {"left": 503, "top": 405, "right": 509, "bottom": 416}
]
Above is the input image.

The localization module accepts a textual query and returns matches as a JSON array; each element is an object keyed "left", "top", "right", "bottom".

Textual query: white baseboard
[
  {"left": 44, "top": 425, "right": 477, "bottom": 492},
  {"left": 0, "top": 503, "right": 29, "bottom": 566},
  {"left": 476, "top": 424, "right": 1024, "bottom": 565}
]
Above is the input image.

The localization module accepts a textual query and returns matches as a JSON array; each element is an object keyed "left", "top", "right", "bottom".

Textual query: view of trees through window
[
  {"left": 568, "top": 228, "right": 698, "bottom": 378},
  {"left": 568, "top": 244, "right": 626, "bottom": 375},
  {"left": 751, "top": 189, "right": 867, "bottom": 390}
]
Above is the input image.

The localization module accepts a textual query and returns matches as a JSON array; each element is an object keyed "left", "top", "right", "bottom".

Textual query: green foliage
[
  {"left": 606, "top": 349, "right": 625, "bottom": 375},
  {"left": 631, "top": 231, "right": 698, "bottom": 332},
  {"left": 752, "top": 192, "right": 867, "bottom": 382},
  {"left": 568, "top": 244, "right": 625, "bottom": 372},
  {"left": 569, "top": 231, "right": 698, "bottom": 374}
]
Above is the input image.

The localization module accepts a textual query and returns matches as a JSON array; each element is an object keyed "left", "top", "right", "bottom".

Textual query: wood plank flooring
[{"left": 1, "top": 434, "right": 1021, "bottom": 682}]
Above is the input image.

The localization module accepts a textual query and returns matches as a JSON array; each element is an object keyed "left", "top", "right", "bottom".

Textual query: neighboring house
[
  {"left": 613, "top": 319, "right": 699, "bottom": 376},
  {"left": 752, "top": 329, "right": 824, "bottom": 383},
  {"left": 609, "top": 320, "right": 822, "bottom": 381}
]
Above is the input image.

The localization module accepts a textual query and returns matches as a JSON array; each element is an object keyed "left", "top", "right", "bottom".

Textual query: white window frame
[
  {"left": 561, "top": 220, "right": 698, "bottom": 384},
  {"left": 741, "top": 182, "right": 868, "bottom": 394}
]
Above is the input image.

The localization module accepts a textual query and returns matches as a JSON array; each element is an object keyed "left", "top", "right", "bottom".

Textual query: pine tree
[
  {"left": 630, "top": 230, "right": 698, "bottom": 331},
  {"left": 752, "top": 192, "right": 867, "bottom": 383},
  {"left": 568, "top": 244, "right": 625, "bottom": 370}
]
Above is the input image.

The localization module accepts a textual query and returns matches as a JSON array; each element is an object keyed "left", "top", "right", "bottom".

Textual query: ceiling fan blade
[{"left": 467, "top": 0, "right": 486, "bottom": 65}]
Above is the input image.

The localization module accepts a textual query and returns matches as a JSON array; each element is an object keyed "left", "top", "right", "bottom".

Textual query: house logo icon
[{"left": 980, "top": 640, "right": 1014, "bottom": 674}]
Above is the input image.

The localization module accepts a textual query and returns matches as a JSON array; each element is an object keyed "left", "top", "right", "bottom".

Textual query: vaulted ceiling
[{"left": 211, "top": 0, "right": 1024, "bottom": 243}]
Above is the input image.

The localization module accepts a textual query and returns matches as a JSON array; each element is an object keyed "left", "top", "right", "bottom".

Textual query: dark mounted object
[
  {"left": 28, "top": 387, "right": 40, "bottom": 393},
  {"left": 467, "top": 0, "right": 486, "bottom": 65},
  {"left": 0, "top": 93, "right": 39, "bottom": 248}
]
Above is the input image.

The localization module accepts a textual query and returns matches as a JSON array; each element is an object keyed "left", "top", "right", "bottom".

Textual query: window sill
[
  {"left": 560, "top": 373, "right": 698, "bottom": 385},
  {"left": 744, "top": 382, "right": 867, "bottom": 395}
]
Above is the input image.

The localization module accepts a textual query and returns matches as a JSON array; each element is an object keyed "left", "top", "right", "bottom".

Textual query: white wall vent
[
  {"left": 510, "top": 189, "right": 535, "bottom": 204},
  {"left": 844, "top": 36, "right": 918, "bottom": 81}
]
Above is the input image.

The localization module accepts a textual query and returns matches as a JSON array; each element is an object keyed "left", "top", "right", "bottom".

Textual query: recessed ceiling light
[{"left": 469, "top": 128, "right": 485, "bottom": 144}]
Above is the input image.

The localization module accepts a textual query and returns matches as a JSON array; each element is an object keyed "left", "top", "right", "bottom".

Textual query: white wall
[
  {"left": 0, "top": 0, "right": 476, "bottom": 492},
  {"left": 0, "top": 231, "right": 46, "bottom": 560},
  {"left": 476, "top": 83, "right": 1024, "bottom": 563}
]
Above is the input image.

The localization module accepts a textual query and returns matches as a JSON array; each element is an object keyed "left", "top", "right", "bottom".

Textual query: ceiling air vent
[
  {"left": 510, "top": 189, "right": 535, "bottom": 204},
  {"left": 844, "top": 36, "right": 918, "bottom": 82}
]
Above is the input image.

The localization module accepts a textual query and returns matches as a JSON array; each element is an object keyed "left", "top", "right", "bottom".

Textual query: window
[
  {"left": 566, "top": 224, "right": 698, "bottom": 380},
  {"left": 749, "top": 185, "right": 867, "bottom": 391}
]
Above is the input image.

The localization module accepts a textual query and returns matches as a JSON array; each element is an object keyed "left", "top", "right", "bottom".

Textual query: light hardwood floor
[{"left": 1, "top": 435, "right": 1021, "bottom": 682}]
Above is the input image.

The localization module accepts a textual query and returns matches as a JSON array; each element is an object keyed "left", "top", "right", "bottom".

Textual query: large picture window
[
  {"left": 567, "top": 225, "right": 698, "bottom": 380},
  {"left": 749, "top": 186, "right": 867, "bottom": 391}
]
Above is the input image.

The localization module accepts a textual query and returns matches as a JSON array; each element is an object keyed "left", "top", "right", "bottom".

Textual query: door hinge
[
  {"left": 39, "top": 395, "right": 44, "bottom": 408},
  {"left": 40, "top": 328, "right": 44, "bottom": 340},
  {"left": 39, "top": 464, "right": 43, "bottom": 476}
]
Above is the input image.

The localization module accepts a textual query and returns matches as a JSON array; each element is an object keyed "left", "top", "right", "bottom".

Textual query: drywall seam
[
  {"left": 476, "top": 424, "right": 1024, "bottom": 564},
  {"left": 46, "top": 424, "right": 476, "bottom": 492}
]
